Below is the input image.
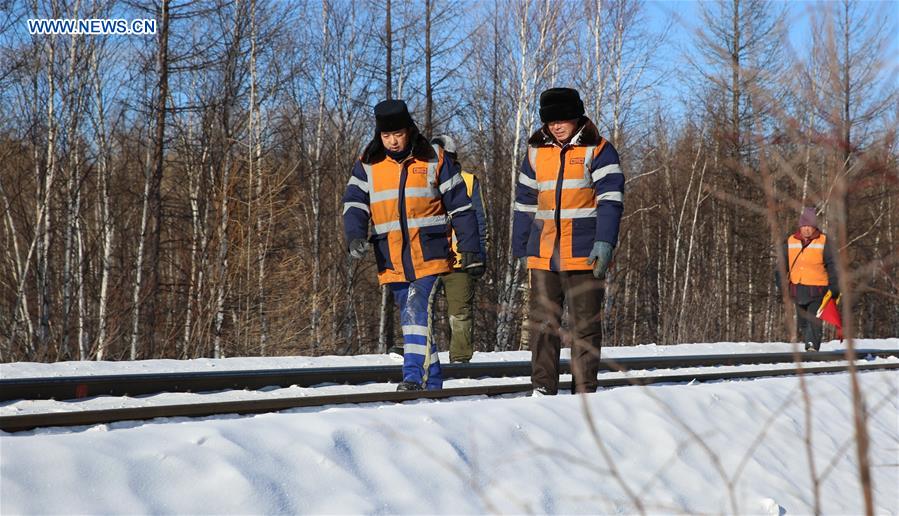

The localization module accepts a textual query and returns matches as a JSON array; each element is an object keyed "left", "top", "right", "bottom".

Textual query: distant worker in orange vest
[
  {"left": 342, "top": 100, "right": 481, "bottom": 391},
  {"left": 777, "top": 207, "right": 840, "bottom": 351}
]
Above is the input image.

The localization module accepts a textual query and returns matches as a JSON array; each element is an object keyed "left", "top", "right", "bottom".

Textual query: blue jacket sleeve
[
  {"left": 512, "top": 154, "right": 538, "bottom": 258},
  {"left": 440, "top": 154, "right": 479, "bottom": 253},
  {"left": 342, "top": 160, "right": 371, "bottom": 244},
  {"left": 589, "top": 142, "right": 624, "bottom": 247},
  {"left": 470, "top": 176, "right": 489, "bottom": 261}
]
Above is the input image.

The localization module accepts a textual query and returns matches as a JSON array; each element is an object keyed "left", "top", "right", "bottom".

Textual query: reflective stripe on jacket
[
  {"left": 343, "top": 134, "right": 479, "bottom": 284},
  {"left": 787, "top": 233, "right": 829, "bottom": 286},
  {"left": 512, "top": 118, "right": 624, "bottom": 271}
]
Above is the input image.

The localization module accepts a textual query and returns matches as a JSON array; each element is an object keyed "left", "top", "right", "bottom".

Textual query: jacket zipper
[
  {"left": 397, "top": 158, "right": 415, "bottom": 281},
  {"left": 553, "top": 146, "right": 569, "bottom": 271}
]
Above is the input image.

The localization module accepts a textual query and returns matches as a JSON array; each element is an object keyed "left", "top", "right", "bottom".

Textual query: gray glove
[
  {"left": 586, "top": 241, "right": 614, "bottom": 279},
  {"left": 349, "top": 238, "right": 370, "bottom": 259}
]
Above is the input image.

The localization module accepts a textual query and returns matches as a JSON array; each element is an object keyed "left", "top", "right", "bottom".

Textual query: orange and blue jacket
[
  {"left": 512, "top": 118, "right": 624, "bottom": 271},
  {"left": 343, "top": 132, "right": 479, "bottom": 284}
]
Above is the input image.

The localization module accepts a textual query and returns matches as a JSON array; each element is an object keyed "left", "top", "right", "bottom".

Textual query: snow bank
[
  {"left": 2, "top": 369, "right": 896, "bottom": 514},
  {"left": 2, "top": 338, "right": 896, "bottom": 379}
]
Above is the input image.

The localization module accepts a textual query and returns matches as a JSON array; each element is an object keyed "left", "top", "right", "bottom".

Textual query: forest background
[{"left": 0, "top": 0, "right": 896, "bottom": 362}]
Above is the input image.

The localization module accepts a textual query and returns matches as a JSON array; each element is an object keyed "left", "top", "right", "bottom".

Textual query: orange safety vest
[
  {"left": 363, "top": 145, "right": 453, "bottom": 284},
  {"left": 788, "top": 234, "right": 829, "bottom": 286},
  {"left": 527, "top": 140, "right": 611, "bottom": 271}
]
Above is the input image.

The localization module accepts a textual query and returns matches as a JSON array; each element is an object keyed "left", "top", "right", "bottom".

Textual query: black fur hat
[
  {"left": 539, "top": 88, "right": 585, "bottom": 123},
  {"left": 375, "top": 99, "right": 415, "bottom": 132}
]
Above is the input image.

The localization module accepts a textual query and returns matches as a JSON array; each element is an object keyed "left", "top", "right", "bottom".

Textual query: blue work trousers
[{"left": 389, "top": 275, "right": 443, "bottom": 389}]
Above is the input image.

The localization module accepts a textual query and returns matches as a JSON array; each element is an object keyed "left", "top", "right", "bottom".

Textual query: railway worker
[
  {"left": 342, "top": 99, "right": 482, "bottom": 391},
  {"left": 776, "top": 207, "right": 840, "bottom": 352},
  {"left": 512, "top": 87, "right": 624, "bottom": 395},
  {"left": 430, "top": 135, "right": 488, "bottom": 364}
]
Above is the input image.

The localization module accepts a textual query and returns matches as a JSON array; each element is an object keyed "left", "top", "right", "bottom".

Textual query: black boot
[{"left": 397, "top": 381, "right": 423, "bottom": 391}]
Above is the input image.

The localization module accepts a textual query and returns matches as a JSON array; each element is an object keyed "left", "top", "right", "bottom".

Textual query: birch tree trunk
[
  {"left": 130, "top": 148, "right": 152, "bottom": 360},
  {"left": 496, "top": 0, "right": 555, "bottom": 351},
  {"left": 377, "top": 0, "right": 396, "bottom": 353},
  {"left": 424, "top": 0, "right": 432, "bottom": 135},
  {"left": 385, "top": 0, "right": 392, "bottom": 99},
  {"left": 60, "top": 0, "right": 86, "bottom": 361},
  {"left": 676, "top": 157, "right": 707, "bottom": 343},
  {"left": 591, "top": 0, "right": 605, "bottom": 123},
  {"left": 610, "top": 0, "right": 624, "bottom": 144},
  {"left": 0, "top": 178, "right": 34, "bottom": 358},
  {"left": 144, "top": 0, "right": 171, "bottom": 357},
  {"left": 212, "top": 158, "right": 232, "bottom": 359},
  {"left": 495, "top": 0, "right": 533, "bottom": 351},
  {"left": 75, "top": 181, "right": 86, "bottom": 359},
  {"left": 91, "top": 50, "right": 114, "bottom": 361},
  {"left": 251, "top": 2, "right": 270, "bottom": 356},
  {"left": 310, "top": 0, "right": 330, "bottom": 351},
  {"left": 61, "top": 124, "right": 74, "bottom": 360},
  {"left": 38, "top": 35, "right": 57, "bottom": 357},
  {"left": 9, "top": 32, "right": 57, "bottom": 358},
  {"left": 181, "top": 70, "right": 211, "bottom": 357}
]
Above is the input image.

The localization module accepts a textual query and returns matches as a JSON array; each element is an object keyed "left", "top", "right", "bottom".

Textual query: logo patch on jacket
[
  {"left": 411, "top": 167, "right": 428, "bottom": 174},
  {"left": 569, "top": 157, "right": 585, "bottom": 164}
]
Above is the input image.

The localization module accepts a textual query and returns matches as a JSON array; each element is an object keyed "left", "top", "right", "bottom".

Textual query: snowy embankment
[
  {"left": 3, "top": 338, "right": 897, "bottom": 379},
  {"left": 1, "top": 340, "right": 897, "bottom": 514}
]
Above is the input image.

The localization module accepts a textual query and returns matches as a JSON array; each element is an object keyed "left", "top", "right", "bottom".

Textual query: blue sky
[
  {"left": 638, "top": 0, "right": 898, "bottom": 119},
  {"left": 646, "top": 0, "right": 899, "bottom": 60}
]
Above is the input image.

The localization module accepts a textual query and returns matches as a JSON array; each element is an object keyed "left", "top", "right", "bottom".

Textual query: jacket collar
[
  {"left": 360, "top": 126, "right": 436, "bottom": 165},
  {"left": 527, "top": 117, "right": 602, "bottom": 147},
  {"left": 792, "top": 229, "right": 822, "bottom": 246}
]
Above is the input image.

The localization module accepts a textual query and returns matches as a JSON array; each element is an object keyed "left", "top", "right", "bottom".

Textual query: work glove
[
  {"left": 461, "top": 252, "right": 485, "bottom": 279},
  {"left": 586, "top": 241, "right": 614, "bottom": 280},
  {"left": 348, "top": 238, "right": 370, "bottom": 259}
]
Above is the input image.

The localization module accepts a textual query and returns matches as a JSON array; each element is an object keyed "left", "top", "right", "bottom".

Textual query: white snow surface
[
  {"left": 3, "top": 338, "right": 897, "bottom": 379},
  {"left": 2, "top": 339, "right": 898, "bottom": 515}
]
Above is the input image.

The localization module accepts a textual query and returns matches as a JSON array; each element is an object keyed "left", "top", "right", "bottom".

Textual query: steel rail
[
  {"left": 1, "top": 350, "right": 895, "bottom": 402},
  {"left": 1, "top": 361, "right": 896, "bottom": 433}
]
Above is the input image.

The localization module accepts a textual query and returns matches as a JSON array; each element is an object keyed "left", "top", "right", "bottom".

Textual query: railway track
[
  {"left": 1, "top": 355, "right": 896, "bottom": 432},
  {"left": 2, "top": 349, "right": 896, "bottom": 402}
]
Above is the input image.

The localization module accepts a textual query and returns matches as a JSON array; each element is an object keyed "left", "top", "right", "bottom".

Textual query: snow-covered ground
[
  {"left": 4, "top": 338, "right": 897, "bottom": 379},
  {"left": 2, "top": 339, "right": 898, "bottom": 514}
]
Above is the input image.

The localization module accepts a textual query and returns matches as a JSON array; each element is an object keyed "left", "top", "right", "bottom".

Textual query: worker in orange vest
[
  {"left": 342, "top": 100, "right": 481, "bottom": 390},
  {"left": 777, "top": 207, "right": 840, "bottom": 351},
  {"left": 512, "top": 88, "right": 624, "bottom": 394}
]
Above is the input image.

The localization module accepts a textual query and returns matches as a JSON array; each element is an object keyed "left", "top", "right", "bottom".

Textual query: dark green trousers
[
  {"left": 441, "top": 270, "right": 474, "bottom": 363},
  {"left": 529, "top": 269, "right": 604, "bottom": 394}
]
